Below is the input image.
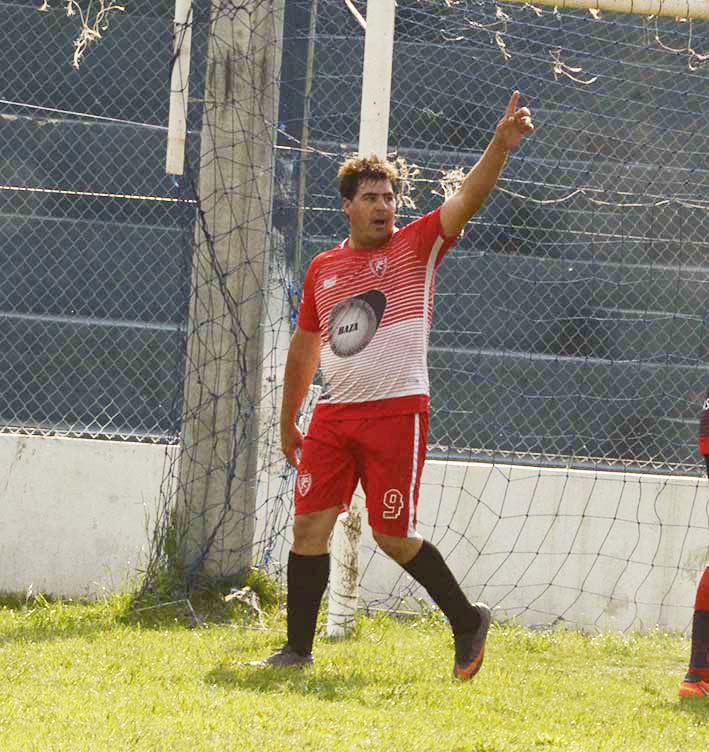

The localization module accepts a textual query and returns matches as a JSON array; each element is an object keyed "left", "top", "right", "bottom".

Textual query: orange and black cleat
[
  {"left": 453, "top": 603, "right": 492, "bottom": 680},
  {"left": 679, "top": 672, "right": 709, "bottom": 699}
]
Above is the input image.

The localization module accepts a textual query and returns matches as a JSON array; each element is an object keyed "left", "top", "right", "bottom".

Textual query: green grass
[{"left": 0, "top": 594, "right": 707, "bottom": 752}]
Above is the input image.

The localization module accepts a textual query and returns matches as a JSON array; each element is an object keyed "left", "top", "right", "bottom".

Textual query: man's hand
[
  {"left": 439, "top": 90, "right": 534, "bottom": 237},
  {"left": 279, "top": 326, "right": 320, "bottom": 467},
  {"left": 281, "top": 421, "right": 304, "bottom": 467},
  {"left": 493, "top": 90, "right": 534, "bottom": 151}
]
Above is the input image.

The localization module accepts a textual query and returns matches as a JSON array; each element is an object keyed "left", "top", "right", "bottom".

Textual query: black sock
[
  {"left": 690, "top": 610, "right": 709, "bottom": 679},
  {"left": 287, "top": 551, "right": 330, "bottom": 656},
  {"left": 402, "top": 540, "right": 480, "bottom": 637}
]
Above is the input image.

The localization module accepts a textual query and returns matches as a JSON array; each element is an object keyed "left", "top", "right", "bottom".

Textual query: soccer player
[
  {"left": 679, "top": 387, "right": 709, "bottom": 698},
  {"left": 258, "top": 92, "right": 534, "bottom": 677}
]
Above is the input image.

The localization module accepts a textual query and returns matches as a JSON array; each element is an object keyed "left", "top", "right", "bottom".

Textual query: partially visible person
[{"left": 679, "top": 387, "right": 709, "bottom": 698}]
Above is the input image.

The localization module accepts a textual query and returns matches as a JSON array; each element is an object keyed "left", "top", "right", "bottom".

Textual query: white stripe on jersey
[
  {"left": 320, "top": 318, "right": 430, "bottom": 403},
  {"left": 422, "top": 236, "right": 446, "bottom": 376},
  {"left": 309, "top": 213, "right": 453, "bottom": 406}
]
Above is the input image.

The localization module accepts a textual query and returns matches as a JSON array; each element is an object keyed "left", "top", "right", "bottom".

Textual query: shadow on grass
[
  {"left": 674, "top": 697, "right": 709, "bottom": 721},
  {"left": 0, "top": 592, "right": 117, "bottom": 646},
  {"left": 0, "top": 592, "right": 267, "bottom": 646},
  {"left": 0, "top": 607, "right": 194, "bottom": 647},
  {"left": 205, "top": 659, "right": 407, "bottom": 701}
]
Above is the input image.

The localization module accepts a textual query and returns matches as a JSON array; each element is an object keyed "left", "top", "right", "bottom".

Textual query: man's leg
[
  {"left": 680, "top": 565, "right": 709, "bottom": 697},
  {"left": 679, "top": 458, "right": 709, "bottom": 697},
  {"left": 373, "top": 532, "right": 489, "bottom": 678},
  {"left": 373, "top": 532, "right": 480, "bottom": 637},
  {"left": 359, "top": 413, "right": 490, "bottom": 680},
  {"left": 257, "top": 419, "right": 357, "bottom": 667},
  {"left": 285, "top": 507, "right": 341, "bottom": 658},
  {"left": 257, "top": 507, "right": 340, "bottom": 667}
]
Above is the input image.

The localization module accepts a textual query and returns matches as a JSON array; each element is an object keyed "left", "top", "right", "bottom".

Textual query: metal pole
[
  {"left": 294, "top": 0, "right": 319, "bottom": 274},
  {"left": 504, "top": 0, "right": 709, "bottom": 18},
  {"left": 166, "top": 0, "right": 193, "bottom": 175}
]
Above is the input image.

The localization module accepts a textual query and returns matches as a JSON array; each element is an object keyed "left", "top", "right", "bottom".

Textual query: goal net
[{"left": 143, "top": 0, "right": 708, "bottom": 632}]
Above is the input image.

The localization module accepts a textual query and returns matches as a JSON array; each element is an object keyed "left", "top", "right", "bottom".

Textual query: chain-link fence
[
  {"left": 2, "top": 0, "right": 708, "bottom": 474},
  {"left": 278, "top": 0, "right": 709, "bottom": 473},
  {"left": 0, "top": 1, "right": 206, "bottom": 441}
]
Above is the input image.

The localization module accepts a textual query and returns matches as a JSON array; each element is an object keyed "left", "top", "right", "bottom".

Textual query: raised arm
[
  {"left": 280, "top": 326, "right": 322, "bottom": 466},
  {"left": 440, "top": 91, "right": 534, "bottom": 238}
]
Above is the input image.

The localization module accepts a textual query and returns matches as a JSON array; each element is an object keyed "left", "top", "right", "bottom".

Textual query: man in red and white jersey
[
  {"left": 258, "top": 92, "right": 534, "bottom": 676},
  {"left": 679, "top": 388, "right": 709, "bottom": 698}
]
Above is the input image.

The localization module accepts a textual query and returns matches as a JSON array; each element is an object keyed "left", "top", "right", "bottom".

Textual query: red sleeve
[
  {"left": 699, "top": 387, "right": 709, "bottom": 456},
  {"left": 400, "top": 207, "right": 459, "bottom": 266},
  {"left": 296, "top": 259, "right": 320, "bottom": 332}
]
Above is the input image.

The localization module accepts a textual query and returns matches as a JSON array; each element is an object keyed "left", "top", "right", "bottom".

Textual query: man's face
[{"left": 342, "top": 178, "right": 396, "bottom": 247}]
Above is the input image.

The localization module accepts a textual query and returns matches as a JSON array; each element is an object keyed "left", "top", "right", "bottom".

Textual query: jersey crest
[
  {"left": 297, "top": 472, "right": 312, "bottom": 496},
  {"left": 369, "top": 256, "right": 388, "bottom": 277}
]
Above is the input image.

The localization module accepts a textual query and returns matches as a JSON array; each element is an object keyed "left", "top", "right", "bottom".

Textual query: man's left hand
[{"left": 494, "top": 90, "right": 534, "bottom": 151}]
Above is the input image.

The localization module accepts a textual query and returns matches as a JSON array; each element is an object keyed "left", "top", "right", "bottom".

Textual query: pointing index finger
[{"left": 505, "top": 90, "right": 520, "bottom": 117}]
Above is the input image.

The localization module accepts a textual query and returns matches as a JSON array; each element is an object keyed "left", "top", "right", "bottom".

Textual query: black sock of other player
[
  {"left": 689, "top": 566, "right": 709, "bottom": 682},
  {"left": 402, "top": 539, "right": 480, "bottom": 637},
  {"left": 689, "top": 612, "right": 709, "bottom": 683},
  {"left": 287, "top": 551, "right": 330, "bottom": 656}
]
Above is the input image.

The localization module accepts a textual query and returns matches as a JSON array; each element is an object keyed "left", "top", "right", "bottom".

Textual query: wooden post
[{"left": 177, "top": 0, "right": 286, "bottom": 583}]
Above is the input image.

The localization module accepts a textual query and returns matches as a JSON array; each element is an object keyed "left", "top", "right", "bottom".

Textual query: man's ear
[{"left": 342, "top": 198, "right": 351, "bottom": 218}]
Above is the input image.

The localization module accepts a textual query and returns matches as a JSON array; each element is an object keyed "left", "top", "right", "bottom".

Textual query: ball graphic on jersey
[{"left": 328, "top": 289, "right": 387, "bottom": 358}]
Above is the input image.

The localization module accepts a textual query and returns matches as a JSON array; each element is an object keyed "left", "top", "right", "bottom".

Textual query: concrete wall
[
  {"left": 2, "top": 431, "right": 706, "bottom": 634},
  {"left": 257, "top": 459, "right": 708, "bottom": 634},
  {"left": 0, "top": 433, "right": 172, "bottom": 597},
  {"left": 351, "top": 461, "right": 709, "bottom": 633}
]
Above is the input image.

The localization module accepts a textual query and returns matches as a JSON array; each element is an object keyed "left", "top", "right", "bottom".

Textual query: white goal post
[
  {"left": 326, "top": 0, "right": 397, "bottom": 639},
  {"left": 503, "top": 0, "right": 709, "bottom": 20}
]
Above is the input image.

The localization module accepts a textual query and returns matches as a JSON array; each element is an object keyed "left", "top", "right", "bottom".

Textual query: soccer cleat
[
  {"left": 249, "top": 644, "right": 314, "bottom": 668},
  {"left": 453, "top": 603, "right": 492, "bottom": 680},
  {"left": 679, "top": 672, "right": 709, "bottom": 698}
]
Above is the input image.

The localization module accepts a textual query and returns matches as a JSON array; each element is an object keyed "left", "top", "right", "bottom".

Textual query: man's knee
[
  {"left": 372, "top": 529, "right": 423, "bottom": 565},
  {"left": 293, "top": 508, "right": 339, "bottom": 554}
]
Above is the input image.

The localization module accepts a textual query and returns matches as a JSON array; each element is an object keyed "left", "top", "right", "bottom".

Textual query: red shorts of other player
[{"left": 294, "top": 411, "right": 428, "bottom": 538}]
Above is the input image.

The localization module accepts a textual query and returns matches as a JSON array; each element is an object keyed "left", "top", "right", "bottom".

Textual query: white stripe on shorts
[{"left": 407, "top": 413, "right": 420, "bottom": 537}]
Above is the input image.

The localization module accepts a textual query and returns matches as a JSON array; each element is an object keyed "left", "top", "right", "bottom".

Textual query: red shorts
[{"left": 294, "top": 412, "right": 428, "bottom": 538}]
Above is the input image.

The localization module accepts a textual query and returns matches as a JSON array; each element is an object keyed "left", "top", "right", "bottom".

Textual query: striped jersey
[
  {"left": 700, "top": 387, "right": 709, "bottom": 456},
  {"left": 297, "top": 207, "right": 457, "bottom": 419}
]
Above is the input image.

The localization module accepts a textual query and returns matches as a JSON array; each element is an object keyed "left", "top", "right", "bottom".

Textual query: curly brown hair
[{"left": 337, "top": 155, "right": 399, "bottom": 200}]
